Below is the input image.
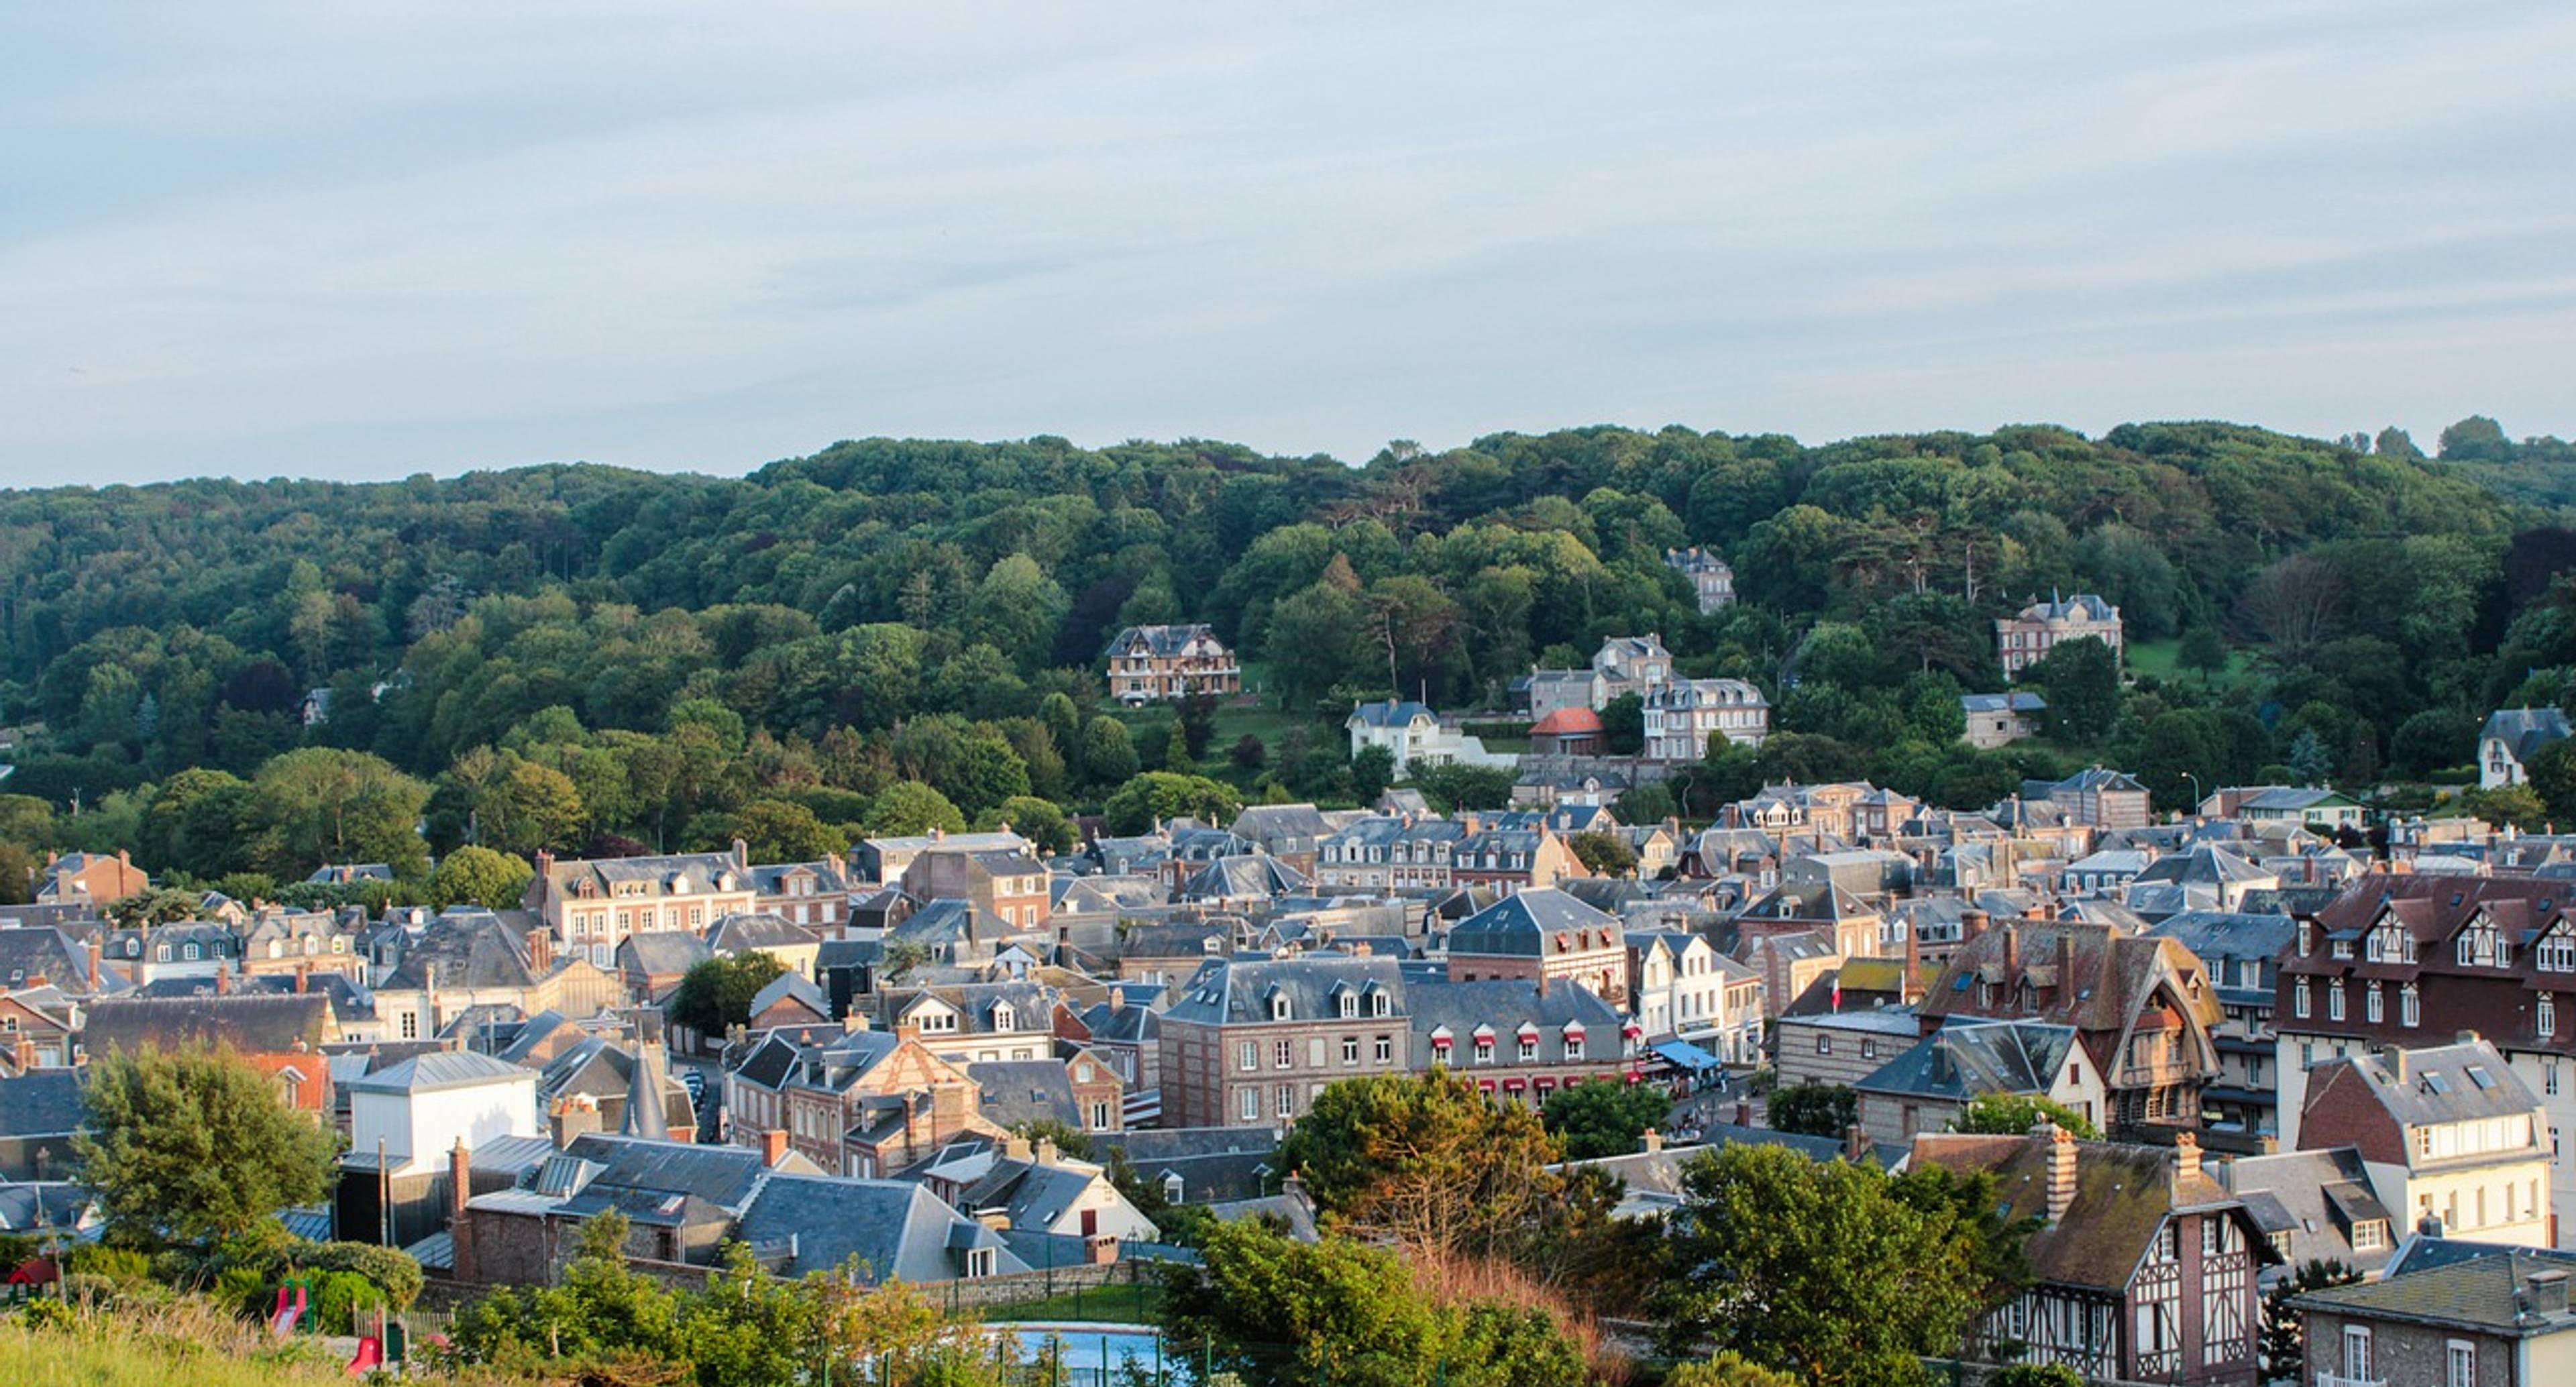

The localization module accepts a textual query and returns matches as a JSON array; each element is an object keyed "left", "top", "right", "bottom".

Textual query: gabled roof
[
  {"left": 2481, "top": 707, "right": 2573, "bottom": 764},
  {"left": 1856, "top": 1019, "right": 2078, "bottom": 1101},
  {"left": 1911, "top": 1131, "right": 2257, "bottom": 1292},
  {"left": 341, "top": 1049, "right": 533, "bottom": 1095},
  {"left": 1960, "top": 692, "right": 2047, "bottom": 715},
  {"left": 1447, "top": 889, "right": 1621, "bottom": 958},
  {"left": 1163, "top": 954, "right": 1407, "bottom": 1027},
  {"left": 1102, "top": 623, "right": 1226, "bottom": 659},
  {"left": 83, "top": 994, "right": 332, "bottom": 1055},
  {"left": 617, "top": 930, "right": 713, "bottom": 976},
  {"left": 738, "top": 1174, "right": 1024, "bottom": 1281},
  {"left": 748, "top": 971, "right": 830, "bottom": 1021},
  {"left": 1348, "top": 699, "right": 1436, "bottom": 728},
  {"left": 0, "top": 1072, "right": 85, "bottom": 1140},
  {"left": 2294, "top": 1245, "right": 2576, "bottom": 1335},
  {"left": 706, "top": 912, "right": 822, "bottom": 954},
  {"left": 965, "top": 1060, "right": 1081, "bottom": 1130}
]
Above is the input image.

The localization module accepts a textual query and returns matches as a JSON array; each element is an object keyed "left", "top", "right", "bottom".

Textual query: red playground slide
[
  {"left": 269, "top": 1283, "right": 307, "bottom": 1337},
  {"left": 346, "top": 1336, "right": 382, "bottom": 1375}
]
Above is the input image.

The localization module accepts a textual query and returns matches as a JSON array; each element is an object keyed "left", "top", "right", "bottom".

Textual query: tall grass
[{"left": 0, "top": 1298, "right": 349, "bottom": 1387}]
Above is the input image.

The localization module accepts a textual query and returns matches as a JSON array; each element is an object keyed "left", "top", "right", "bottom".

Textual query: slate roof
[
  {"left": 2012, "top": 592, "right": 2118, "bottom": 622},
  {"left": 1407, "top": 977, "right": 1621, "bottom": 1044},
  {"left": 1960, "top": 692, "right": 2047, "bottom": 715},
  {"left": 2295, "top": 1245, "right": 2576, "bottom": 1335},
  {"left": 966, "top": 1060, "right": 1081, "bottom": 1130},
  {"left": 1163, "top": 954, "right": 1407, "bottom": 1028},
  {"left": 1911, "top": 1131, "right": 2262, "bottom": 1292},
  {"left": 341, "top": 1050, "right": 533, "bottom": 1095},
  {"left": 747, "top": 859, "right": 851, "bottom": 895},
  {"left": 619, "top": 931, "right": 712, "bottom": 977},
  {"left": 2219, "top": 1148, "right": 2396, "bottom": 1280},
  {"left": 737, "top": 1174, "right": 1022, "bottom": 1281},
  {"left": 2305, "top": 1041, "right": 2542, "bottom": 1152},
  {"left": 1102, "top": 622, "right": 1226, "bottom": 659},
  {"left": 0, "top": 1072, "right": 84, "bottom": 1140},
  {"left": 706, "top": 912, "right": 822, "bottom": 954},
  {"left": 748, "top": 971, "right": 830, "bottom": 1021},
  {"left": 1230, "top": 803, "right": 1334, "bottom": 844},
  {"left": 1856, "top": 1019, "right": 2078, "bottom": 1101},
  {"left": 1348, "top": 699, "right": 1436, "bottom": 728},
  {"left": 2481, "top": 707, "right": 2573, "bottom": 765},
  {"left": 1091, "top": 1126, "right": 1283, "bottom": 1204},
  {"left": 1446, "top": 888, "right": 1621, "bottom": 959},
  {"left": 1183, "top": 854, "right": 1309, "bottom": 902},
  {"left": 556, "top": 1133, "right": 771, "bottom": 1215},
  {"left": 83, "top": 994, "right": 331, "bottom": 1054},
  {"left": 379, "top": 915, "right": 541, "bottom": 991},
  {"left": 0, "top": 930, "right": 88, "bottom": 991}
]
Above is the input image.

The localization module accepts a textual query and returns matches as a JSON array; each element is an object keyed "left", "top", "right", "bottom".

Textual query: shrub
[
  {"left": 307, "top": 1269, "right": 383, "bottom": 1336},
  {"left": 67, "top": 1245, "right": 153, "bottom": 1286}
]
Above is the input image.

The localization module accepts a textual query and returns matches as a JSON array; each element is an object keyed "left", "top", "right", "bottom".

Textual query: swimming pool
[{"left": 987, "top": 1322, "right": 1193, "bottom": 1384}]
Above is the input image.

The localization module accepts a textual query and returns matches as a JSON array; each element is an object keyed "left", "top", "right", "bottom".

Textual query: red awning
[
  {"left": 1502, "top": 1077, "right": 1527, "bottom": 1091},
  {"left": 1477, "top": 1078, "right": 1496, "bottom": 1092},
  {"left": 1431, "top": 1035, "right": 1452, "bottom": 1049}
]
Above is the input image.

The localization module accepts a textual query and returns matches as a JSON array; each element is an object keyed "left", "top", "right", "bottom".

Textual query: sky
[{"left": 3, "top": 1, "right": 2571, "bottom": 486}]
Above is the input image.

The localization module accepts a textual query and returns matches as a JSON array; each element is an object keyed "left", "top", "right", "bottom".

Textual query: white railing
[{"left": 2314, "top": 1372, "right": 2385, "bottom": 1387}]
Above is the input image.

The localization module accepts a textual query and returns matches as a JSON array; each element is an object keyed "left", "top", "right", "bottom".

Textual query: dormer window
[
  {"left": 1371, "top": 989, "right": 1390, "bottom": 1017},
  {"left": 990, "top": 1003, "right": 1015, "bottom": 1031},
  {"left": 1271, "top": 995, "right": 1292, "bottom": 1022},
  {"left": 1336, "top": 990, "right": 1356, "bottom": 1019},
  {"left": 268, "top": 940, "right": 284, "bottom": 960}
]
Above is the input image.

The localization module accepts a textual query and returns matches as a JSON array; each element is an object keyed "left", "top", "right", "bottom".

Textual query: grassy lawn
[
  {"left": 975, "top": 1281, "right": 1169, "bottom": 1327},
  {"left": 2125, "top": 636, "right": 2252, "bottom": 689}
]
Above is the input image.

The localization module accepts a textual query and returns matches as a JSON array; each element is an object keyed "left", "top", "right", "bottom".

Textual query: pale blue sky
[{"left": 5, "top": 1, "right": 2571, "bottom": 484}]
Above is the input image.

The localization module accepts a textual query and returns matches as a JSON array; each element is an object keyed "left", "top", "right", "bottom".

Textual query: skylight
[{"left": 2467, "top": 1066, "right": 2496, "bottom": 1090}]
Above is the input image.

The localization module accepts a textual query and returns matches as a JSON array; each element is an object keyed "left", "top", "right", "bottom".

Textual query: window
[
  {"left": 1342, "top": 1037, "right": 1360, "bottom": 1066},
  {"left": 398, "top": 1011, "right": 419, "bottom": 1040},
  {"left": 2544, "top": 993, "right": 2559, "bottom": 1040},
  {"left": 2328, "top": 981, "right": 2345, "bottom": 1021},
  {"left": 1271, "top": 995, "right": 1291, "bottom": 1021},
  {"left": 2366, "top": 984, "right": 2383, "bottom": 1024},
  {"left": 1273, "top": 1040, "right": 1293, "bottom": 1069},
  {"left": 1371, "top": 991, "right": 1391, "bottom": 1017},
  {"left": 2551, "top": 1062, "right": 2563, "bottom": 1097},
  {"left": 2448, "top": 1339, "right": 2475, "bottom": 1387},
  {"left": 2402, "top": 984, "right": 2420, "bottom": 1029},
  {"left": 2341, "top": 1328, "right": 2372, "bottom": 1384},
  {"left": 2351, "top": 1219, "right": 2387, "bottom": 1251},
  {"left": 1374, "top": 1036, "right": 1393, "bottom": 1064},
  {"left": 2294, "top": 978, "right": 2311, "bottom": 1019},
  {"left": 1238, "top": 1042, "right": 1256, "bottom": 1072},
  {"left": 1276, "top": 1085, "right": 1294, "bottom": 1119},
  {"left": 1337, "top": 991, "right": 1357, "bottom": 1019},
  {"left": 1817, "top": 1034, "right": 1833, "bottom": 1054},
  {"left": 1566, "top": 1034, "right": 1585, "bottom": 1062},
  {"left": 1238, "top": 1087, "right": 1258, "bottom": 1121},
  {"left": 1518, "top": 1037, "right": 1538, "bottom": 1062},
  {"left": 1474, "top": 1036, "right": 1494, "bottom": 1064}
]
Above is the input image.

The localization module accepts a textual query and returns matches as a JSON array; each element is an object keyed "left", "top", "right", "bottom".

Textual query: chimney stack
[
  {"left": 2171, "top": 1131, "right": 2201, "bottom": 1184},
  {"left": 1642, "top": 1128, "right": 1664, "bottom": 1154},
  {"left": 763, "top": 1127, "right": 791, "bottom": 1168},
  {"left": 1735, "top": 1099, "right": 1752, "bottom": 1127},
  {"left": 1962, "top": 908, "right": 1990, "bottom": 940},
  {"left": 2002, "top": 924, "right": 2021, "bottom": 984},
  {"left": 214, "top": 967, "right": 231, "bottom": 996},
  {"left": 2056, "top": 932, "right": 2076, "bottom": 1004},
  {"left": 86, "top": 942, "right": 99, "bottom": 994},
  {"left": 1902, "top": 920, "right": 1921, "bottom": 1003},
  {"left": 2044, "top": 1123, "right": 2078, "bottom": 1224},
  {"left": 294, "top": 962, "right": 310, "bottom": 994},
  {"left": 2530, "top": 1270, "right": 2571, "bottom": 1317},
  {"left": 2390, "top": 1049, "right": 2408, "bottom": 1085},
  {"left": 1034, "top": 1137, "right": 1059, "bottom": 1166},
  {"left": 549, "top": 1095, "right": 602, "bottom": 1150},
  {"left": 1843, "top": 1124, "right": 1869, "bottom": 1164},
  {"left": 448, "top": 1138, "right": 476, "bottom": 1282}
]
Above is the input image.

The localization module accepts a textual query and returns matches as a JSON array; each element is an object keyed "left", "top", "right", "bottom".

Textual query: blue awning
[{"left": 1651, "top": 1039, "right": 1723, "bottom": 1072}]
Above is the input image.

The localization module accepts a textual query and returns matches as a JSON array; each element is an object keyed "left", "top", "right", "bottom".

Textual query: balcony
[{"left": 2314, "top": 1374, "right": 2383, "bottom": 1387}]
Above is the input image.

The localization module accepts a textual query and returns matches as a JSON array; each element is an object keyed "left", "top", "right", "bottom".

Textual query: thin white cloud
[{"left": 1, "top": 0, "right": 2569, "bottom": 484}]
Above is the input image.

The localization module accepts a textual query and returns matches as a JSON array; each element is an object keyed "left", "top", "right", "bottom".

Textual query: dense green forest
[{"left": 6, "top": 413, "right": 2576, "bottom": 902}]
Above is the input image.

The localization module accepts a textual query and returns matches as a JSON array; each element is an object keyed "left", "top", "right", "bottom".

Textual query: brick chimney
[
  {"left": 2002, "top": 924, "right": 2021, "bottom": 985},
  {"left": 527, "top": 929, "right": 553, "bottom": 973},
  {"left": 2045, "top": 1123, "right": 2078, "bottom": 1224},
  {"left": 1902, "top": 921, "right": 1921, "bottom": 1002},
  {"left": 2529, "top": 1269, "right": 2570, "bottom": 1317},
  {"left": 1843, "top": 1124, "right": 1869, "bottom": 1163},
  {"left": 1642, "top": 1128, "right": 1664, "bottom": 1154},
  {"left": 214, "top": 968, "right": 231, "bottom": 996},
  {"left": 294, "top": 962, "right": 310, "bottom": 994},
  {"left": 85, "top": 942, "right": 99, "bottom": 994},
  {"left": 1034, "top": 1137, "right": 1059, "bottom": 1166},
  {"left": 2171, "top": 1131, "right": 2202, "bottom": 1185},
  {"left": 1962, "top": 908, "right": 1990, "bottom": 940},
  {"left": 1084, "top": 1233, "right": 1120, "bottom": 1266},
  {"left": 732, "top": 837, "right": 749, "bottom": 871},
  {"left": 2055, "top": 932, "right": 2076, "bottom": 1006},
  {"left": 762, "top": 1127, "right": 791, "bottom": 1168},
  {"left": 550, "top": 1094, "right": 602, "bottom": 1150},
  {"left": 448, "top": 1138, "right": 476, "bottom": 1283}
]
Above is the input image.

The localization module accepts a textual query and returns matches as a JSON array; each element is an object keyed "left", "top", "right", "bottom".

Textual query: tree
[
  {"left": 1951, "top": 1093, "right": 2100, "bottom": 1142},
  {"left": 1541, "top": 1078, "right": 1673, "bottom": 1160},
  {"left": 432, "top": 844, "right": 533, "bottom": 909},
  {"left": 74, "top": 1048, "right": 339, "bottom": 1241},
  {"left": 246, "top": 748, "right": 432, "bottom": 878},
  {"left": 1163, "top": 1220, "right": 1591, "bottom": 1387},
  {"left": 1665, "top": 1353, "right": 1802, "bottom": 1387},
  {"left": 2287, "top": 728, "right": 2334, "bottom": 786},
  {"left": 2261, "top": 1259, "right": 2363, "bottom": 1382},
  {"left": 1281, "top": 1071, "right": 1563, "bottom": 1260},
  {"left": 2457, "top": 783, "right": 2548, "bottom": 832},
  {"left": 2023, "top": 636, "right": 2118, "bottom": 741},
  {"left": 2237, "top": 553, "right": 2348, "bottom": 667},
  {"left": 1600, "top": 692, "right": 1644, "bottom": 756},
  {"left": 669, "top": 952, "right": 788, "bottom": 1038},
  {"left": 727, "top": 797, "right": 849, "bottom": 861},
  {"left": 2438, "top": 414, "right": 2511, "bottom": 461},
  {"left": 1413, "top": 762, "right": 1515, "bottom": 813},
  {"left": 2373, "top": 426, "right": 2424, "bottom": 460},
  {"left": 1229, "top": 734, "right": 1269, "bottom": 772},
  {"left": 865, "top": 781, "right": 966, "bottom": 837},
  {"left": 1348, "top": 745, "right": 1396, "bottom": 805},
  {"left": 1654, "top": 1144, "right": 2012, "bottom": 1386},
  {"left": 1176, "top": 692, "right": 1222, "bottom": 761},
  {"left": 1008, "top": 1117, "right": 1093, "bottom": 1162},
  {"left": 2176, "top": 624, "right": 2229, "bottom": 689},
  {"left": 1566, "top": 832, "right": 1637, "bottom": 878},
  {"left": 1075, "top": 716, "right": 1141, "bottom": 789},
  {"left": 981, "top": 795, "right": 1075, "bottom": 856},
  {"left": 1104, "top": 771, "right": 1244, "bottom": 836},
  {"left": 1764, "top": 1083, "right": 1858, "bottom": 1139},
  {"left": 2526, "top": 737, "right": 2576, "bottom": 824}
]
